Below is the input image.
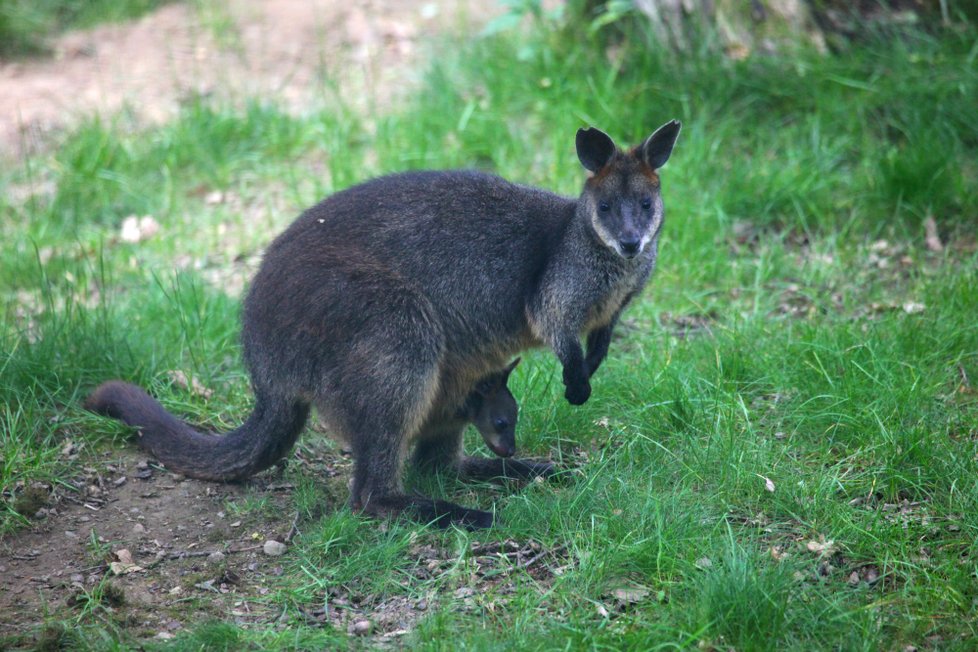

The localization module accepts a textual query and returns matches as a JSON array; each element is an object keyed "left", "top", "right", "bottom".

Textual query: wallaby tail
[{"left": 84, "top": 381, "right": 309, "bottom": 481}]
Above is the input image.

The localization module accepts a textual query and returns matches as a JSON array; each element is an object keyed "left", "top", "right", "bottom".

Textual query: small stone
[
  {"left": 132, "top": 523, "right": 146, "bottom": 535},
  {"left": 352, "top": 619, "right": 372, "bottom": 635},
  {"left": 263, "top": 540, "right": 287, "bottom": 556},
  {"left": 207, "top": 551, "right": 226, "bottom": 564}
]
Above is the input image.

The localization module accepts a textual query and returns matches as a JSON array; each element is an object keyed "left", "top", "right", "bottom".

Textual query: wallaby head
[
  {"left": 463, "top": 358, "right": 521, "bottom": 458},
  {"left": 576, "top": 120, "right": 681, "bottom": 259}
]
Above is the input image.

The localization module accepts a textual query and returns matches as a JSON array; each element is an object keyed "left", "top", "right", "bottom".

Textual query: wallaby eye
[
  {"left": 640, "top": 197, "right": 652, "bottom": 210},
  {"left": 598, "top": 201, "right": 611, "bottom": 213}
]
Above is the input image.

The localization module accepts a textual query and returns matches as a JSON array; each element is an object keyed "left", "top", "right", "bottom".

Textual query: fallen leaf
[
  {"left": 805, "top": 538, "right": 837, "bottom": 556},
  {"left": 902, "top": 302, "right": 925, "bottom": 315},
  {"left": 758, "top": 474, "right": 776, "bottom": 492},
  {"left": 695, "top": 556, "right": 713, "bottom": 569},
  {"left": 109, "top": 548, "right": 144, "bottom": 574},
  {"left": 769, "top": 546, "right": 789, "bottom": 562}
]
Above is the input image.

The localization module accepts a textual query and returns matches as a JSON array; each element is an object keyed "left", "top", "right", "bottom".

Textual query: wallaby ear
[
  {"left": 640, "top": 120, "right": 682, "bottom": 170},
  {"left": 576, "top": 128, "right": 617, "bottom": 172}
]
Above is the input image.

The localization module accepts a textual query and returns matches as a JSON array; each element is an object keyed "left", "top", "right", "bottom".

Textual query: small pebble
[
  {"left": 207, "top": 551, "right": 226, "bottom": 564},
  {"left": 352, "top": 619, "right": 372, "bottom": 636},
  {"left": 263, "top": 540, "right": 287, "bottom": 556}
]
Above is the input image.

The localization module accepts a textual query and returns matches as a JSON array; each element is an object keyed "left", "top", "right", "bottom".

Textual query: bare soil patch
[
  {"left": 0, "top": 447, "right": 327, "bottom": 643},
  {"left": 1, "top": 0, "right": 496, "bottom": 159}
]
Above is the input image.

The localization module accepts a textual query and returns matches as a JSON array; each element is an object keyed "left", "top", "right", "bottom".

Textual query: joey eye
[
  {"left": 640, "top": 197, "right": 652, "bottom": 210},
  {"left": 598, "top": 201, "right": 611, "bottom": 213}
]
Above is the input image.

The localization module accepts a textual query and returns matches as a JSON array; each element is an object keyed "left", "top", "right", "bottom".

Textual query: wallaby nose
[{"left": 619, "top": 237, "right": 641, "bottom": 257}]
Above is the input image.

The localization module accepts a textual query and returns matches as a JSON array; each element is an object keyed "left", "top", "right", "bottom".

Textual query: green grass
[{"left": 3, "top": 10, "right": 978, "bottom": 651}]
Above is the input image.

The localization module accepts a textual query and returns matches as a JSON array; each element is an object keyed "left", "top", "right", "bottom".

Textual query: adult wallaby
[{"left": 86, "top": 121, "right": 681, "bottom": 529}]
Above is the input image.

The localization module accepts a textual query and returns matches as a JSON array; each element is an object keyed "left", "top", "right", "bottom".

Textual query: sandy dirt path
[{"left": 0, "top": 0, "right": 495, "bottom": 160}]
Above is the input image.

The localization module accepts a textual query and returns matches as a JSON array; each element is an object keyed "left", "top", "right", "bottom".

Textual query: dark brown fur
[{"left": 86, "top": 122, "right": 681, "bottom": 529}]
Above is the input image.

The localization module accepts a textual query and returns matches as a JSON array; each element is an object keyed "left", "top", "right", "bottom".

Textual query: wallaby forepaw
[{"left": 564, "top": 381, "right": 591, "bottom": 406}]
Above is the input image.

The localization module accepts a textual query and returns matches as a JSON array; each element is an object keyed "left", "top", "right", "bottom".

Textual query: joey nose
[{"left": 619, "top": 237, "right": 641, "bottom": 257}]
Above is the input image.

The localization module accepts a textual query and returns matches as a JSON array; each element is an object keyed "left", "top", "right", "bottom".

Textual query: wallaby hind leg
[
  {"left": 352, "top": 426, "right": 494, "bottom": 529},
  {"left": 412, "top": 427, "right": 464, "bottom": 474},
  {"left": 334, "top": 371, "right": 495, "bottom": 530}
]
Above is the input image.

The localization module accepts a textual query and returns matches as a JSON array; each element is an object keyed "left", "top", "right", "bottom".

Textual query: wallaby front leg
[
  {"left": 586, "top": 303, "right": 630, "bottom": 378},
  {"left": 554, "top": 334, "right": 591, "bottom": 405},
  {"left": 584, "top": 324, "right": 613, "bottom": 378}
]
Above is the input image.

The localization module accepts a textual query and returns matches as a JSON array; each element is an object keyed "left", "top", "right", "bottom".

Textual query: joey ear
[
  {"left": 576, "top": 127, "right": 617, "bottom": 172},
  {"left": 640, "top": 120, "right": 682, "bottom": 169}
]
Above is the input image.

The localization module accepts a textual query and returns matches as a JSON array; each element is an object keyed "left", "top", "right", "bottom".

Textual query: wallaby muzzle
[{"left": 482, "top": 431, "right": 516, "bottom": 458}]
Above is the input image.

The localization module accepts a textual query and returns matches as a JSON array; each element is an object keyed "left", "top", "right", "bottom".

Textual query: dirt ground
[
  {"left": 1, "top": 448, "right": 327, "bottom": 642},
  {"left": 0, "top": 444, "right": 564, "bottom": 645},
  {"left": 0, "top": 0, "right": 496, "bottom": 159},
  {"left": 0, "top": 0, "right": 515, "bottom": 645}
]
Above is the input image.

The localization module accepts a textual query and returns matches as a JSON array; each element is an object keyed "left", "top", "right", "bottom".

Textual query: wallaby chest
[{"left": 583, "top": 277, "right": 637, "bottom": 332}]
